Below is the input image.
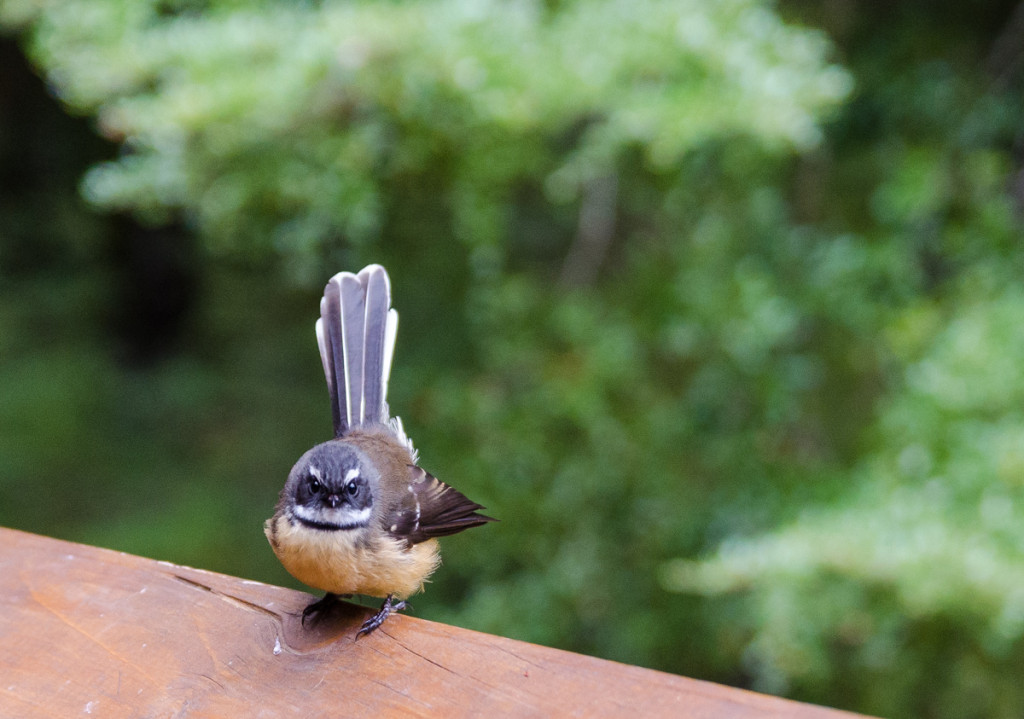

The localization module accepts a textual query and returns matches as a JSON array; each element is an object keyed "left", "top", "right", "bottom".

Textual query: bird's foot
[
  {"left": 356, "top": 594, "right": 407, "bottom": 638},
  {"left": 301, "top": 592, "right": 348, "bottom": 627}
]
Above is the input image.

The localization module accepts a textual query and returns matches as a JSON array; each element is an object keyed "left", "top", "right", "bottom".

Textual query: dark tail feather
[
  {"left": 360, "top": 266, "right": 391, "bottom": 425},
  {"left": 317, "top": 281, "right": 344, "bottom": 437},
  {"left": 338, "top": 272, "right": 366, "bottom": 428}
]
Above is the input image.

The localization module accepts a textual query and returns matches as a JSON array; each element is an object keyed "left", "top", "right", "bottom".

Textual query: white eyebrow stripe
[
  {"left": 309, "top": 465, "right": 323, "bottom": 480},
  {"left": 345, "top": 468, "right": 360, "bottom": 482}
]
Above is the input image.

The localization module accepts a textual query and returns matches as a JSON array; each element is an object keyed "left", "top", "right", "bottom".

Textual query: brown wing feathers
[{"left": 388, "top": 467, "right": 497, "bottom": 546}]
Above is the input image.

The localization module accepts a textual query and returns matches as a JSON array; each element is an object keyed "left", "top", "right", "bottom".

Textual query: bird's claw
[{"left": 356, "top": 594, "right": 407, "bottom": 638}]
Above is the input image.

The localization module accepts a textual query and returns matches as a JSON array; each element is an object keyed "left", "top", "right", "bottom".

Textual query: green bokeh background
[{"left": 3, "top": 1, "right": 1024, "bottom": 717}]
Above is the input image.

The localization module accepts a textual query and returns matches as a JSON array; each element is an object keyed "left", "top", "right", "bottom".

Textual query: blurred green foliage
[{"left": 2, "top": 1, "right": 1024, "bottom": 717}]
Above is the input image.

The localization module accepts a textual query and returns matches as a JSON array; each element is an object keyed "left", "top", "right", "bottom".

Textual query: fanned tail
[{"left": 316, "top": 265, "right": 399, "bottom": 437}]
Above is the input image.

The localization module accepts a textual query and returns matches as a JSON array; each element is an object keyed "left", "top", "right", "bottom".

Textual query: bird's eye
[
  {"left": 307, "top": 476, "right": 322, "bottom": 494},
  {"left": 345, "top": 479, "right": 359, "bottom": 496}
]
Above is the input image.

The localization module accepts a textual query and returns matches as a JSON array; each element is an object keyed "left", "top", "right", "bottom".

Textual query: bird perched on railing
[{"left": 265, "top": 265, "right": 495, "bottom": 636}]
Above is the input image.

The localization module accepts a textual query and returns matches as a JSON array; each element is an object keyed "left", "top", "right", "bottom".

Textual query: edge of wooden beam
[{"left": 0, "top": 527, "right": 868, "bottom": 718}]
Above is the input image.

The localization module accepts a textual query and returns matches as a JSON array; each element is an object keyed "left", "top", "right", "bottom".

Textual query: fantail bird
[{"left": 265, "top": 264, "right": 495, "bottom": 636}]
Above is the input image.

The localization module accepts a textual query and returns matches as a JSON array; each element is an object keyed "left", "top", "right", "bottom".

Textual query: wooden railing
[{"left": 0, "top": 527, "right": 867, "bottom": 717}]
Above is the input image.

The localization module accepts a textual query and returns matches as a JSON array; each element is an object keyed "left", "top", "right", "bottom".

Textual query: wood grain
[{"left": 0, "top": 527, "right": 867, "bottom": 718}]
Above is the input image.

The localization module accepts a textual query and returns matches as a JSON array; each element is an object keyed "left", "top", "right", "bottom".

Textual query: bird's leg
[
  {"left": 301, "top": 592, "right": 345, "bottom": 626},
  {"left": 357, "top": 594, "right": 407, "bottom": 637}
]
